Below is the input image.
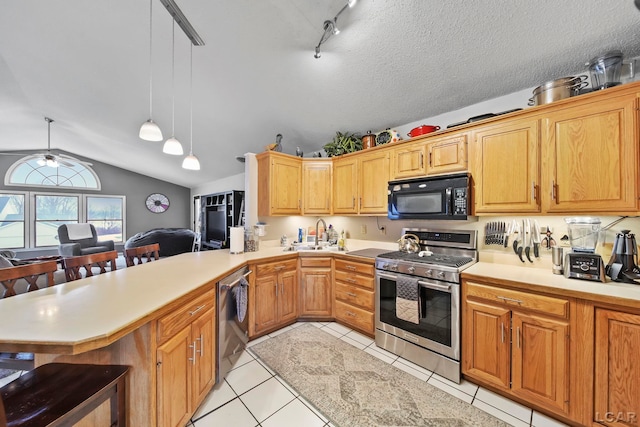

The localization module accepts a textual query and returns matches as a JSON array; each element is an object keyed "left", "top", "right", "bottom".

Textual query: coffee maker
[
  {"left": 606, "top": 230, "right": 640, "bottom": 284},
  {"left": 563, "top": 217, "right": 605, "bottom": 282}
]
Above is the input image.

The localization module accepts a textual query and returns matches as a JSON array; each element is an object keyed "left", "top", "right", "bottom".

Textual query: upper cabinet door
[
  {"left": 541, "top": 94, "right": 638, "bottom": 213},
  {"left": 302, "top": 160, "right": 332, "bottom": 215},
  {"left": 358, "top": 150, "right": 390, "bottom": 215},
  {"left": 391, "top": 142, "right": 427, "bottom": 180},
  {"left": 257, "top": 153, "right": 302, "bottom": 216},
  {"left": 332, "top": 157, "right": 359, "bottom": 214},
  {"left": 471, "top": 118, "right": 541, "bottom": 214},
  {"left": 426, "top": 133, "right": 468, "bottom": 175}
]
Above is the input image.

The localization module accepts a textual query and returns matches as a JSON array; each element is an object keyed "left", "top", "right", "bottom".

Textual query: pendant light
[
  {"left": 162, "top": 20, "right": 184, "bottom": 155},
  {"left": 139, "top": 0, "right": 163, "bottom": 141},
  {"left": 182, "top": 43, "right": 200, "bottom": 170}
]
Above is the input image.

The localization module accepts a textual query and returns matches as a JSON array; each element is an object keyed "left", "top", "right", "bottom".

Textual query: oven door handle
[
  {"left": 417, "top": 280, "right": 451, "bottom": 292},
  {"left": 376, "top": 272, "right": 398, "bottom": 280}
]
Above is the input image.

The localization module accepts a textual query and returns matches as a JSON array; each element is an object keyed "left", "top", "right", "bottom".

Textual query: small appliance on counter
[
  {"left": 563, "top": 217, "right": 605, "bottom": 282},
  {"left": 605, "top": 230, "right": 640, "bottom": 284}
]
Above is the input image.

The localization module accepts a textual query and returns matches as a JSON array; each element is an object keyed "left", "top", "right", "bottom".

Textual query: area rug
[{"left": 251, "top": 324, "right": 509, "bottom": 427}]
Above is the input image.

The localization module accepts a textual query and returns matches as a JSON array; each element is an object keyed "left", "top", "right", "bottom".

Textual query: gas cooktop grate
[{"left": 377, "top": 251, "right": 474, "bottom": 268}]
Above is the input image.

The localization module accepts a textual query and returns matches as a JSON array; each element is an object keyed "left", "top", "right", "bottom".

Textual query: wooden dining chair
[
  {"left": 124, "top": 243, "right": 160, "bottom": 267},
  {"left": 62, "top": 250, "right": 118, "bottom": 282},
  {"left": 0, "top": 363, "right": 129, "bottom": 427},
  {"left": 0, "top": 260, "right": 59, "bottom": 371}
]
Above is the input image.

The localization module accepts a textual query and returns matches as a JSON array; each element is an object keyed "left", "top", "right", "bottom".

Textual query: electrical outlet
[
  {"left": 379, "top": 226, "right": 386, "bottom": 235},
  {"left": 360, "top": 224, "right": 367, "bottom": 234}
]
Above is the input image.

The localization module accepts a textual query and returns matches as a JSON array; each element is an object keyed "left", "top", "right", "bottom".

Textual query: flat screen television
[{"left": 206, "top": 208, "right": 226, "bottom": 245}]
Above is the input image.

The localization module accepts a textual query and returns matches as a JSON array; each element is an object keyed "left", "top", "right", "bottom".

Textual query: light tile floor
[
  {"left": 186, "top": 322, "right": 570, "bottom": 427},
  {"left": 0, "top": 321, "right": 569, "bottom": 427}
]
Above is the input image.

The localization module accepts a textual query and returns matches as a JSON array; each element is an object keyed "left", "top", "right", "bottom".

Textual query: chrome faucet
[{"left": 315, "top": 218, "right": 327, "bottom": 247}]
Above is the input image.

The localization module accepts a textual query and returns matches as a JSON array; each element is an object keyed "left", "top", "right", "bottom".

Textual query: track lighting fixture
[{"left": 313, "top": 0, "right": 357, "bottom": 58}]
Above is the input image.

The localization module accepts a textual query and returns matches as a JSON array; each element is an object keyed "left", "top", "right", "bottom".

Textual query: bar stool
[{"left": 0, "top": 363, "right": 129, "bottom": 426}]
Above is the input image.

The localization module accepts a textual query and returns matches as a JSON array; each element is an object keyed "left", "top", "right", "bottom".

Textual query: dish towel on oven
[
  {"left": 232, "top": 276, "right": 248, "bottom": 322},
  {"left": 396, "top": 276, "right": 420, "bottom": 324}
]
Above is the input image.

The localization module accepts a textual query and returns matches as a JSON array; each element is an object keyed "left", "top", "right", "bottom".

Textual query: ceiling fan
[{"left": 0, "top": 117, "right": 92, "bottom": 167}]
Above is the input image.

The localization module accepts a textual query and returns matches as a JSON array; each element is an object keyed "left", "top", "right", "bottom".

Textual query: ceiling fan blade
[
  {"left": 56, "top": 153, "right": 93, "bottom": 166},
  {"left": 57, "top": 158, "right": 75, "bottom": 167}
]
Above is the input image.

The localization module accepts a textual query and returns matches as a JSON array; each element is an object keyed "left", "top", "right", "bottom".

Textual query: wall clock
[{"left": 145, "top": 193, "right": 170, "bottom": 213}]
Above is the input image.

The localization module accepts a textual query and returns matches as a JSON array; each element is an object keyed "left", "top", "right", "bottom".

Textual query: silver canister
[{"left": 552, "top": 247, "right": 564, "bottom": 275}]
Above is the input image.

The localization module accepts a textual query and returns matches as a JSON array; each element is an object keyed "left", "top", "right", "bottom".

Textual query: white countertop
[{"left": 463, "top": 262, "right": 640, "bottom": 307}]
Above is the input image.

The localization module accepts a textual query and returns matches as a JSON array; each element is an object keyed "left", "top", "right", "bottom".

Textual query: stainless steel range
[{"left": 375, "top": 227, "right": 477, "bottom": 383}]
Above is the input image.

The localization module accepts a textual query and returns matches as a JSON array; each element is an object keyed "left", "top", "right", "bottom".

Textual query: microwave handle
[{"left": 444, "top": 188, "right": 452, "bottom": 215}]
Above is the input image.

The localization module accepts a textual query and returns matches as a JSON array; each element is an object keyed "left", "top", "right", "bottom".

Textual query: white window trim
[
  {"left": 4, "top": 154, "right": 102, "bottom": 190},
  {"left": 0, "top": 190, "right": 126, "bottom": 249}
]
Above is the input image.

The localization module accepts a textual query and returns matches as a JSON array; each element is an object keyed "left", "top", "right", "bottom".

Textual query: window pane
[
  {"left": 35, "top": 195, "right": 79, "bottom": 247},
  {"left": 87, "top": 197, "right": 124, "bottom": 243},
  {"left": 36, "top": 195, "right": 79, "bottom": 220},
  {"left": 0, "top": 194, "right": 25, "bottom": 248},
  {"left": 8, "top": 156, "right": 100, "bottom": 189}
]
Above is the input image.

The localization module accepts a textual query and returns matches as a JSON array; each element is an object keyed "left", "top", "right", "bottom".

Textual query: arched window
[{"left": 4, "top": 155, "right": 101, "bottom": 190}]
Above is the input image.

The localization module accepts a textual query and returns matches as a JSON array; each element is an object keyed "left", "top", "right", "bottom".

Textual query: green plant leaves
[{"left": 323, "top": 131, "right": 362, "bottom": 157}]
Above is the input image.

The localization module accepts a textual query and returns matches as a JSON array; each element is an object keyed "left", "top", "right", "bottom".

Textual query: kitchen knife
[
  {"left": 524, "top": 219, "right": 533, "bottom": 263},
  {"left": 532, "top": 220, "right": 541, "bottom": 258},
  {"left": 512, "top": 221, "right": 520, "bottom": 254}
]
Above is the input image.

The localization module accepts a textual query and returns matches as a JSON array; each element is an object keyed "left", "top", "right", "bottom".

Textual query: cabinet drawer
[
  {"left": 157, "top": 289, "right": 215, "bottom": 343},
  {"left": 255, "top": 259, "right": 297, "bottom": 275},
  {"left": 335, "top": 300, "right": 374, "bottom": 334},
  {"left": 299, "top": 257, "right": 331, "bottom": 268},
  {"left": 335, "top": 259, "right": 374, "bottom": 276},
  {"left": 466, "top": 282, "right": 569, "bottom": 318},
  {"left": 335, "top": 282, "right": 374, "bottom": 310},
  {"left": 335, "top": 270, "right": 374, "bottom": 290}
]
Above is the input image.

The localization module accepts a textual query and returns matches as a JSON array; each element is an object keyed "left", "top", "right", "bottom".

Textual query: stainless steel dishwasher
[{"left": 216, "top": 265, "right": 251, "bottom": 383}]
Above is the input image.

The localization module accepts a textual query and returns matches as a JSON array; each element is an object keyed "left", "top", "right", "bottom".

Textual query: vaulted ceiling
[{"left": 1, "top": 0, "right": 639, "bottom": 188}]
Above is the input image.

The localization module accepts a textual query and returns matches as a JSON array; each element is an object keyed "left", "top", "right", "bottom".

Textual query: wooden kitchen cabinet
[
  {"left": 299, "top": 257, "right": 333, "bottom": 319},
  {"left": 257, "top": 152, "right": 302, "bottom": 216},
  {"left": 156, "top": 290, "right": 216, "bottom": 427},
  {"left": 425, "top": 133, "right": 468, "bottom": 175},
  {"left": 334, "top": 258, "right": 375, "bottom": 336},
  {"left": 332, "top": 149, "right": 389, "bottom": 215},
  {"left": 470, "top": 117, "right": 541, "bottom": 213},
  {"left": 302, "top": 159, "right": 332, "bottom": 215},
  {"left": 594, "top": 308, "right": 640, "bottom": 426},
  {"left": 462, "top": 280, "right": 570, "bottom": 417},
  {"left": 540, "top": 93, "right": 638, "bottom": 213},
  {"left": 391, "top": 141, "right": 428, "bottom": 179},
  {"left": 250, "top": 258, "right": 298, "bottom": 336},
  {"left": 332, "top": 156, "right": 358, "bottom": 214},
  {"left": 359, "top": 150, "right": 390, "bottom": 214}
]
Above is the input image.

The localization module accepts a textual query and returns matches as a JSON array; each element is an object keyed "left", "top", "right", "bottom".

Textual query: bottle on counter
[
  {"left": 327, "top": 224, "right": 339, "bottom": 245},
  {"left": 298, "top": 228, "right": 304, "bottom": 243},
  {"left": 338, "top": 230, "right": 346, "bottom": 250}
]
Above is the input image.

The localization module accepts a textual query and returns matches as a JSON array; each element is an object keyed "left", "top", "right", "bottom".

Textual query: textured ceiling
[{"left": 1, "top": 0, "right": 639, "bottom": 188}]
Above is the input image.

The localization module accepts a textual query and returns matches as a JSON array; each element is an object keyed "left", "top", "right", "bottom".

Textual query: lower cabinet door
[
  {"left": 192, "top": 307, "right": 216, "bottom": 407},
  {"left": 157, "top": 326, "right": 192, "bottom": 427},
  {"left": 462, "top": 300, "right": 511, "bottom": 389},
  {"left": 253, "top": 273, "right": 279, "bottom": 334},
  {"left": 594, "top": 308, "right": 640, "bottom": 426},
  {"left": 511, "top": 312, "right": 569, "bottom": 414},
  {"left": 279, "top": 269, "right": 298, "bottom": 323}
]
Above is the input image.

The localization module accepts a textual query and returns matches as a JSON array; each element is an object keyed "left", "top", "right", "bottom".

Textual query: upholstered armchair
[{"left": 57, "top": 224, "right": 115, "bottom": 257}]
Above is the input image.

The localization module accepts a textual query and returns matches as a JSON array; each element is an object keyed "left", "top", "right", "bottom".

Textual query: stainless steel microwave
[{"left": 388, "top": 173, "right": 470, "bottom": 220}]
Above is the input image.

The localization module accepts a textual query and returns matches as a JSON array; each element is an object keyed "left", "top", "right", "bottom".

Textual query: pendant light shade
[
  {"left": 140, "top": 119, "right": 163, "bottom": 141},
  {"left": 140, "top": 0, "right": 163, "bottom": 141},
  {"left": 182, "top": 153, "right": 200, "bottom": 170},
  {"left": 163, "top": 137, "right": 183, "bottom": 155},
  {"left": 182, "top": 43, "right": 200, "bottom": 170}
]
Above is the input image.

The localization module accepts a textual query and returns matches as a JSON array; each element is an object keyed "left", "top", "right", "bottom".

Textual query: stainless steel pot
[
  {"left": 397, "top": 233, "right": 421, "bottom": 253},
  {"left": 528, "top": 75, "right": 588, "bottom": 106}
]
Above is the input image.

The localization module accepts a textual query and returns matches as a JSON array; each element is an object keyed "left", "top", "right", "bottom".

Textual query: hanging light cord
[
  {"left": 171, "top": 20, "right": 176, "bottom": 136},
  {"left": 148, "top": 0, "right": 154, "bottom": 118},
  {"left": 189, "top": 43, "right": 193, "bottom": 154}
]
